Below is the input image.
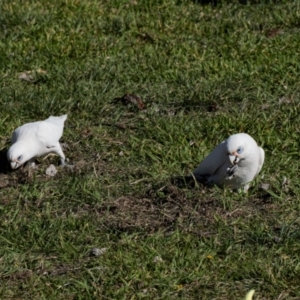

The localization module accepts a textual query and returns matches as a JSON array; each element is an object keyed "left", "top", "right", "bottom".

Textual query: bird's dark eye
[
  {"left": 237, "top": 147, "right": 244, "bottom": 154},
  {"left": 17, "top": 155, "right": 23, "bottom": 161}
]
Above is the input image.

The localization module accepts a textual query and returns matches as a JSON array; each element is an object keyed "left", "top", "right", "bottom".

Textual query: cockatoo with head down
[
  {"left": 193, "top": 133, "right": 264, "bottom": 191},
  {"left": 7, "top": 114, "right": 68, "bottom": 169}
]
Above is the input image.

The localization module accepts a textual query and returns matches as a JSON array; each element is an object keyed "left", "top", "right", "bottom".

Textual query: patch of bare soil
[
  {"left": 93, "top": 182, "right": 229, "bottom": 235},
  {"left": 89, "top": 175, "right": 277, "bottom": 236},
  {"left": 1, "top": 259, "right": 94, "bottom": 286}
]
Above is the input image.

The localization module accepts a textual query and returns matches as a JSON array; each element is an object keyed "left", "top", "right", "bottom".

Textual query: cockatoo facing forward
[
  {"left": 193, "top": 133, "right": 265, "bottom": 191},
  {"left": 7, "top": 115, "right": 68, "bottom": 169}
]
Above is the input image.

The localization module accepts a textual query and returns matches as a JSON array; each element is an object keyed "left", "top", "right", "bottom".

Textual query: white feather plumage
[
  {"left": 193, "top": 133, "right": 264, "bottom": 191},
  {"left": 7, "top": 115, "right": 68, "bottom": 169}
]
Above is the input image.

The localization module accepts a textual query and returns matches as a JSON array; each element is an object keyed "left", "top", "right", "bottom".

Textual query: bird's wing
[
  {"left": 11, "top": 116, "right": 66, "bottom": 147},
  {"left": 11, "top": 121, "right": 42, "bottom": 144},
  {"left": 256, "top": 146, "right": 265, "bottom": 175},
  {"left": 193, "top": 140, "right": 228, "bottom": 177},
  {"left": 11, "top": 128, "right": 21, "bottom": 144},
  {"left": 36, "top": 121, "right": 64, "bottom": 147}
]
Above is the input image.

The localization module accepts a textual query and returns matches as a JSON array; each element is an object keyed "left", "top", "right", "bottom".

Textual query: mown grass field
[{"left": 1, "top": 0, "right": 300, "bottom": 299}]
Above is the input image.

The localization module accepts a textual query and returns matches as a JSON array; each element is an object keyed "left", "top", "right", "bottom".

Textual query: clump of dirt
[{"left": 113, "top": 93, "right": 146, "bottom": 110}]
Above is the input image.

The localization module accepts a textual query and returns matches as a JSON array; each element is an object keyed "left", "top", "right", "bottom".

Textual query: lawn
[{"left": 1, "top": 0, "right": 300, "bottom": 299}]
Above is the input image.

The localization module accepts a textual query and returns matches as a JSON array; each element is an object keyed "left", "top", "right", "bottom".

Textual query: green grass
[{"left": 1, "top": 0, "right": 300, "bottom": 299}]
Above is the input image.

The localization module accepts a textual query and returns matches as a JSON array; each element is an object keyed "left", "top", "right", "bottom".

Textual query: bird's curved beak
[
  {"left": 10, "top": 161, "right": 19, "bottom": 169},
  {"left": 229, "top": 152, "right": 240, "bottom": 165}
]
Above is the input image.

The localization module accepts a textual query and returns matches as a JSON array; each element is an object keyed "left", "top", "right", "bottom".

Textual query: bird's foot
[
  {"left": 60, "top": 158, "right": 74, "bottom": 170},
  {"left": 226, "top": 164, "right": 238, "bottom": 179}
]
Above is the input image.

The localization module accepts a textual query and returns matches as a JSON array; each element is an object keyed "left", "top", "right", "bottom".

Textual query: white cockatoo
[
  {"left": 193, "top": 133, "right": 265, "bottom": 191},
  {"left": 7, "top": 114, "right": 68, "bottom": 169}
]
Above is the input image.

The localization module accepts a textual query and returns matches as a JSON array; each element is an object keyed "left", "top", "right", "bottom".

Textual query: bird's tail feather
[{"left": 46, "top": 114, "right": 68, "bottom": 126}]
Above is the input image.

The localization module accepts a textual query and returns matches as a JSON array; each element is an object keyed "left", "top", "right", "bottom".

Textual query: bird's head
[
  {"left": 7, "top": 143, "right": 29, "bottom": 169},
  {"left": 226, "top": 133, "right": 256, "bottom": 166}
]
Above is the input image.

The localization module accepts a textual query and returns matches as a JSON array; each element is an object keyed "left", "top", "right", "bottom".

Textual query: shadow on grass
[
  {"left": 170, "top": 175, "right": 198, "bottom": 188},
  {"left": 0, "top": 148, "right": 30, "bottom": 189},
  {"left": 0, "top": 148, "right": 10, "bottom": 174},
  {"left": 170, "top": 174, "right": 209, "bottom": 189},
  {"left": 0, "top": 148, "right": 15, "bottom": 190}
]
